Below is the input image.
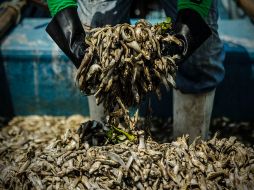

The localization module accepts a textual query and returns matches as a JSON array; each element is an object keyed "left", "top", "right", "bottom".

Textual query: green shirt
[
  {"left": 47, "top": 0, "right": 212, "bottom": 18},
  {"left": 47, "top": 0, "right": 77, "bottom": 16},
  {"left": 178, "top": 0, "right": 213, "bottom": 18}
]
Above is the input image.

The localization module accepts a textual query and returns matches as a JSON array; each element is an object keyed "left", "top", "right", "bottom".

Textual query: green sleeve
[
  {"left": 47, "top": 0, "right": 77, "bottom": 17},
  {"left": 178, "top": 0, "right": 213, "bottom": 18}
]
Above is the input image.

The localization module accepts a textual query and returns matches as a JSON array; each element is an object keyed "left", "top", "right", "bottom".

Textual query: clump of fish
[
  {"left": 76, "top": 19, "right": 180, "bottom": 126},
  {"left": 1, "top": 116, "right": 254, "bottom": 189}
]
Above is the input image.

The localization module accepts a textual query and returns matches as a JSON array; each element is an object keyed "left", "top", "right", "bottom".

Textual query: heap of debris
[{"left": 0, "top": 116, "right": 253, "bottom": 189}]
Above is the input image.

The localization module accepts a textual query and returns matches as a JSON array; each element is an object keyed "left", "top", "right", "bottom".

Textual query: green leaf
[
  {"left": 156, "top": 17, "right": 173, "bottom": 34},
  {"left": 112, "top": 126, "right": 136, "bottom": 141},
  {"left": 165, "top": 17, "right": 172, "bottom": 24}
]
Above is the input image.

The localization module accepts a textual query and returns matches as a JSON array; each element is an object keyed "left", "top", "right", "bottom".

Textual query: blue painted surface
[
  {"left": 1, "top": 18, "right": 254, "bottom": 119},
  {"left": 1, "top": 19, "right": 89, "bottom": 116},
  {"left": 218, "top": 19, "right": 254, "bottom": 60}
]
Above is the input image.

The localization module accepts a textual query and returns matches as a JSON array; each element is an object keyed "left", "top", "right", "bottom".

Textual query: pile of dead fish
[
  {"left": 76, "top": 19, "right": 180, "bottom": 125},
  {"left": 0, "top": 116, "right": 254, "bottom": 189},
  {"left": 211, "top": 117, "right": 254, "bottom": 146}
]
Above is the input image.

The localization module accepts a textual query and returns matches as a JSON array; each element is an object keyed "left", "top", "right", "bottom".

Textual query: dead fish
[{"left": 89, "top": 161, "right": 101, "bottom": 174}]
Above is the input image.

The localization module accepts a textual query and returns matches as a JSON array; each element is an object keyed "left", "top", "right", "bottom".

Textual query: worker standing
[{"left": 46, "top": 0, "right": 225, "bottom": 141}]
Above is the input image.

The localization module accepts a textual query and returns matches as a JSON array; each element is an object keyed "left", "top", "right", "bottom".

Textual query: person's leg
[
  {"left": 162, "top": 0, "right": 225, "bottom": 141},
  {"left": 77, "top": 0, "right": 133, "bottom": 121},
  {"left": 173, "top": 89, "right": 216, "bottom": 141}
]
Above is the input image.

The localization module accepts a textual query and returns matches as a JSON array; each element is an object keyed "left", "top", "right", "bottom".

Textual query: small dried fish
[
  {"left": 0, "top": 116, "right": 254, "bottom": 189},
  {"left": 76, "top": 19, "right": 178, "bottom": 129}
]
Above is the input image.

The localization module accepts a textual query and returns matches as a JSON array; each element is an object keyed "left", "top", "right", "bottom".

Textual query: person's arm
[
  {"left": 46, "top": 0, "right": 87, "bottom": 68},
  {"left": 237, "top": 0, "right": 254, "bottom": 19},
  {"left": 163, "top": 0, "right": 212, "bottom": 62}
]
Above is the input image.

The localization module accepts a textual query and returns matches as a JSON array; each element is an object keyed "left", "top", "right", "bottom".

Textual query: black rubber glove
[
  {"left": 163, "top": 9, "right": 212, "bottom": 63},
  {"left": 46, "top": 7, "right": 87, "bottom": 68}
]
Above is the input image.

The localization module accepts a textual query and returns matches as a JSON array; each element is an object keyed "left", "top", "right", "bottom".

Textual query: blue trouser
[{"left": 77, "top": 0, "right": 225, "bottom": 94}]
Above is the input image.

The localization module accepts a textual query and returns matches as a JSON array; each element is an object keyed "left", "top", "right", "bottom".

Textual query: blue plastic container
[{"left": 1, "top": 19, "right": 89, "bottom": 116}]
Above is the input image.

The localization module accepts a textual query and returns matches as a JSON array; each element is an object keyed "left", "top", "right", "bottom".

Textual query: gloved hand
[
  {"left": 175, "top": 8, "right": 211, "bottom": 61},
  {"left": 46, "top": 6, "right": 87, "bottom": 68},
  {"left": 162, "top": 7, "right": 212, "bottom": 63}
]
